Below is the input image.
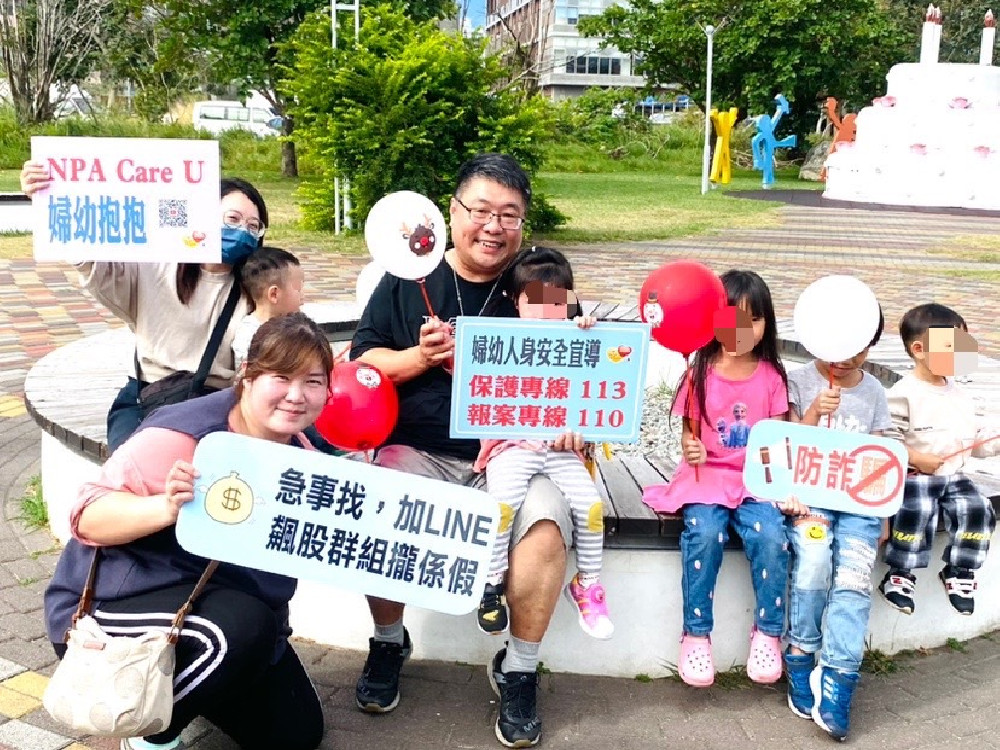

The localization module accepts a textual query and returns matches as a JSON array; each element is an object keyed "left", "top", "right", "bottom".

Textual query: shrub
[{"left": 283, "top": 4, "right": 563, "bottom": 232}]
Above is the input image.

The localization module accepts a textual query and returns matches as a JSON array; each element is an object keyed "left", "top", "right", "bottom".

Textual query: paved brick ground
[{"left": 1, "top": 199, "right": 998, "bottom": 749}]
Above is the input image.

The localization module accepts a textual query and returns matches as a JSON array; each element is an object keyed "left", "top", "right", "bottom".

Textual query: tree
[
  {"left": 283, "top": 4, "right": 560, "bottom": 230},
  {"left": 99, "top": 2, "right": 209, "bottom": 121},
  {"left": 887, "top": 1, "right": 996, "bottom": 63},
  {"left": 0, "top": 0, "right": 112, "bottom": 123},
  {"left": 579, "top": 0, "right": 907, "bottom": 139}
]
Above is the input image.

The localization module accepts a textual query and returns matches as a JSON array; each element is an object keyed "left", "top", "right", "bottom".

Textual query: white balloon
[
  {"left": 355, "top": 261, "right": 386, "bottom": 309},
  {"left": 364, "top": 191, "right": 447, "bottom": 280},
  {"left": 793, "top": 276, "right": 880, "bottom": 363}
]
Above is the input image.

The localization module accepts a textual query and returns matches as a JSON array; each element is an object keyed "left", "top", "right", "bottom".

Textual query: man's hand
[
  {"left": 574, "top": 315, "right": 597, "bottom": 330},
  {"left": 417, "top": 317, "right": 455, "bottom": 370}
]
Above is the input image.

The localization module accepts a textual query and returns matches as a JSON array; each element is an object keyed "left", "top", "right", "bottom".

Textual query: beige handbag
[{"left": 43, "top": 550, "right": 218, "bottom": 737}]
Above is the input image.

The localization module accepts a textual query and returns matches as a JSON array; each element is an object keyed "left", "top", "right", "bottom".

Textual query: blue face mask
[{"left": 220, "top": 226, "right": 258, "bottom": 265}]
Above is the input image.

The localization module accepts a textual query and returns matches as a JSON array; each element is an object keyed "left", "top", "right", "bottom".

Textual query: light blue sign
[
  {"left": 744, "top": 419, "right": 907, "bottom": 517},
  {"left": 450, "top": 317, "right": 651, "bottom": 442},
  {"left": 176, "top": 432, "right": 498, "bottom": 615}
]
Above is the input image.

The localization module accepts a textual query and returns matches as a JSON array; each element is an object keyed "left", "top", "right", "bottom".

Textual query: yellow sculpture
[{"left": 710, "top": 107, "right": 739, "bottom": 185}]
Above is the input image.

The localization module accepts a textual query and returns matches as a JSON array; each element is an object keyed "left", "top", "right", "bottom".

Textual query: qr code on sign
[{"left": 158, "top": 199, "right": 188, "bottom": 228}]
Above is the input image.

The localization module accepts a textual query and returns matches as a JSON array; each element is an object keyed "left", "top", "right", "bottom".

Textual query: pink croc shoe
[
  {"left": 564, "top": 574, "right": 614, "bottom": 640},
  {"left": 678, "top": 634, "right": 714, "bottom": 687},
  {"left": 746, "top": 626, "right": 782, "bottom": 684}
]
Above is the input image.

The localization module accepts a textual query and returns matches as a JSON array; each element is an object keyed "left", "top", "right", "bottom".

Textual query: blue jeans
[
  {"left": 787, "top": 508, "right": 881, "bottom": 673},
  {"left": 680, "top": 501, "right": 789, "bottom": 637},
  {"left": 106, "top": 378, "right": 144, "bottom": 453}
]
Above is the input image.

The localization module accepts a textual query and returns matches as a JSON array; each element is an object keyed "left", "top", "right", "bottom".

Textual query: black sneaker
[
  {"left": 488, "top": 648, "right": 541, "bottom": 748},
  {"left": 940, "top": 566, "right": 976, "bottom": 615},
  {"left": 478, "top": 583, "right": 509, "bottom": 634},
  {"left": 355, "top": 629, "right": 412, "bottom": 712},
  {"left": 879, "top": 569, "right": 916, "bottom": 614}
]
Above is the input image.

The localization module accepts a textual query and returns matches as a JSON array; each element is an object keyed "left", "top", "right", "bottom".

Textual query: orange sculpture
[{"left": 820, "top": 97, "right": 857, "bottom": 182}]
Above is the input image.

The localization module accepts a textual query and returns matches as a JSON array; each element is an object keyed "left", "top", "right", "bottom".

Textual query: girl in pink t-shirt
[{"left": 643, "top": 270, "right": 789, "bottom": 688}]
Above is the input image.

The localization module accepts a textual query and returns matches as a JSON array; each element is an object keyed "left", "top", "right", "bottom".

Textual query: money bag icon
[{"left": 204, "top": 471, "right": 254, "bottom": 525}]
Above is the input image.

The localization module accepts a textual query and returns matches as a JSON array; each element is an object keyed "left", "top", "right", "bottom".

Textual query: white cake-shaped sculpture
[{"left": 824, "top": 6, "right": 1000, "bottom": 210}]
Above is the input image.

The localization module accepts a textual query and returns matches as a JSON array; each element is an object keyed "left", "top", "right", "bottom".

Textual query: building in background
[{"left": 485, "top": 0, "right": 651, "bottom": 99}]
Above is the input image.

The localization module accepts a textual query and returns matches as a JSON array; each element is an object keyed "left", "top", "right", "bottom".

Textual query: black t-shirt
[{"left": 351, "top": 258, "right": 515, "bottom": 460}]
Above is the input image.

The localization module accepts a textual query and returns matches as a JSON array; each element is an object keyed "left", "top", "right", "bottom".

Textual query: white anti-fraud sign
[
  {"left": 176, "top": 433, "right": 498, "bottom": 615},
  {"left": 30, "top": 136, "right": 221, "bottom": 263}
]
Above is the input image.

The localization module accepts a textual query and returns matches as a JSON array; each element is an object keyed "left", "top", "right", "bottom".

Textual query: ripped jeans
[{"left": 787, "top": 508, "right": 881, "bottom": 673}]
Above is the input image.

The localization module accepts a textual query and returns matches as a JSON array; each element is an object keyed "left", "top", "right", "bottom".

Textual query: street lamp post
[{"left": 700, "top": 24, "right": 715, "bottom": 195}]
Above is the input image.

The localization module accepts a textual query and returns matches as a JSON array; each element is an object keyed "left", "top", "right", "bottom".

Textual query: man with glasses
[{"left": 351, "top": 153, "right": 581, "bottom": 748}]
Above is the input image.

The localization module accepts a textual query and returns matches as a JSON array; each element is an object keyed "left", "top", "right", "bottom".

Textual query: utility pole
[{"left": 331, "top": 0, "right": 360, "bottom": 232}]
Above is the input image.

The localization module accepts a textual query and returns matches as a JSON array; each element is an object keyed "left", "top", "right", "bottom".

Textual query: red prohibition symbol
[{"left": 846, "top": 444, "right": 904, "bottom": 507}]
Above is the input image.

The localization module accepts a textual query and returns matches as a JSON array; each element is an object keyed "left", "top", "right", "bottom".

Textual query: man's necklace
[{"left": 453, "top": 267, "right": 500, "bottom": 317}]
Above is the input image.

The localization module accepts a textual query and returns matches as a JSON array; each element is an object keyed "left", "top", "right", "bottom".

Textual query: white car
[{"left": 192, "top": 100, "right": 279, "bottom": 138}]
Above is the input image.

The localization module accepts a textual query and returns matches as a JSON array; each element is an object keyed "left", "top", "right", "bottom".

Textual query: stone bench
[{"left": 24, "top": 301, "right": 1000, "bottom": 678}]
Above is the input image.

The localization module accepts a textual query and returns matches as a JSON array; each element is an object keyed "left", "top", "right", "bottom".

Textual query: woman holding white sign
[
  {"left": 21, "top": 162, "right": 267, "bottom": 451},
  {"left": 43, "top": 313, "right": 331, "bottom": 750}
]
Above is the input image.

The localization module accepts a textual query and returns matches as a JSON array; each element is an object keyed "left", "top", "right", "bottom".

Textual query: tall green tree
[
  {"left": 283, "top": 4, "right": 559, "bottom": 230},
  {"left": 148, "top": 0, "right": 335, "bottom": 177},
  {"left": 579, "top": 0, "right": 906, "bottom": 138}
]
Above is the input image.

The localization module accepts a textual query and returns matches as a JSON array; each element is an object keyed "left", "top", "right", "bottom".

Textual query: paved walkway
[{"left": 1, "top": 200, "right": 999, "bottom": 750}]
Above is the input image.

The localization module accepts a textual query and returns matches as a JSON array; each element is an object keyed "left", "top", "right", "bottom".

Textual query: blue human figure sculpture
[{"left": 751, "top": 94, "right": 797, "bottom": 188}]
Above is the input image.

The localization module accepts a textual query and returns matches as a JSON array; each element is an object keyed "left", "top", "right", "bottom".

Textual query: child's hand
[
  {"left": 878, "top": 519, "right": 890, "bottom": 547},
  {"left": 682, "top": 436, "right": 707, "bottom": 466},
  {"left": 911, "top": 451, "right": 946, "bottom": 475},
  {"left": 811, "top": 386, "right": 841, "bottom": 417},
  {"left": 574, "top": 315, "right": 597, "bottom": 330},
  {"left": 778, "top": 496, "right": 811, "bottom": 516}
]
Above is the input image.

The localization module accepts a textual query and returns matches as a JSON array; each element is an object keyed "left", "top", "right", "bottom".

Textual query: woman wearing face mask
[{"left": 20, "top": 163, "right": 267, "bottom": 451}]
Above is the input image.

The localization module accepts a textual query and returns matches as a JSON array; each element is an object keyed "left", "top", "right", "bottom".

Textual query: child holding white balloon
[
  {"left": 474, "top": 246, "right": 615, "bottom": 640},
  {"left": 642, "top": 269, "right": 790, "bottom": 689},
  {"left": 782, "top": 276, "right": 892, "bottom": 742},
  {"left": 232, "top": 247, "right": 305, "bottom": 372}
]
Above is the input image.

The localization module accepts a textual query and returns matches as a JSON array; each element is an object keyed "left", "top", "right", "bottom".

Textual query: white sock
[
  {"left": 577, "top": 572, "right": 600, "bottom": 588},
  {"left": 502, "top": 635, "right": 540, "bottom": 674},
  {"left": 374, "top": 618, "right": 405, "bottom": 645},
  {"left": 487, "top": 572, "right": 504, "bottom": 587}
]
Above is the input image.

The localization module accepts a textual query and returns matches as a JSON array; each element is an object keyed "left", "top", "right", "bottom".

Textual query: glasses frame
[
  {"left": 453, "top": 196, "right": 525, "bottom": 230},
  {"left": 223, "top": 210, "right": 267, "bottom": 239}
]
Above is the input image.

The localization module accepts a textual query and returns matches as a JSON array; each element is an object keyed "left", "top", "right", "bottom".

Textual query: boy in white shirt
[
  {"left": 881, "top": 303, "right": 999, "bottom": 616},
  {"left": 233, "top": 247, "right": 305, "bottom": 372}
]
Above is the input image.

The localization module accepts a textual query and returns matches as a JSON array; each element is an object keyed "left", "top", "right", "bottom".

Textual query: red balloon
[
  {"left": 314, "top": 362, "right": 398, "bottom": 451},
  {"left": 638, "top": 261, "right": 727, "bottom": 356}
]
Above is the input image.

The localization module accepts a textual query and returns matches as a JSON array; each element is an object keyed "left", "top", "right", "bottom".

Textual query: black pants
[{"left": 54, "top": 585, "right": 323, "bottom": 749}]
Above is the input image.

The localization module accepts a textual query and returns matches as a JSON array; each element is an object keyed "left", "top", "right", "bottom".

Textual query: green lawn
[
  {"left": 0, "top": 165, "right": 820, "bottom": 258},
  {"left": 533, "top": 168, "right": 812, "bottom": 243}
]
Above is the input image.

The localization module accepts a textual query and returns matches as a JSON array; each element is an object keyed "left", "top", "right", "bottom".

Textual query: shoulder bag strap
[
  {"left": 189, "top": 280, "right": 243, "bottom": 396},
  {"left": 167, "top": 560, "right": 220, "bottom": 644},
  {"left": 67, "top": 547, "right": 101, "bottom": 639}
]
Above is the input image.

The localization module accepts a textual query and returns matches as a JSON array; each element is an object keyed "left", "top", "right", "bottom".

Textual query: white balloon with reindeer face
[{"left": 364, "top": 191, "right": 447, "bottom": 280}]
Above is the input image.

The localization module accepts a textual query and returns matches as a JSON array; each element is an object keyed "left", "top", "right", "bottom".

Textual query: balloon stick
[
  {"left": 418, "top": 279, "right": 435, "bottom": 318},
  {"left": 685, "top": 354, "right": 700, "bottom": 482}
]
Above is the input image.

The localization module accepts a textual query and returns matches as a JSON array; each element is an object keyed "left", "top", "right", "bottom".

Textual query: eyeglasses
[
  {"left": 223, "top": 210, "right": 266, "bottom": 238},
  {"left": 453, "top": 197, "right": 524, "bottom": 230}
]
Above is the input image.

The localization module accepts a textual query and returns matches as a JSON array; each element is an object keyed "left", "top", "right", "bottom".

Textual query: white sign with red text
[{"left": 30, "top": 136, "right": 221, "bottom": 263}]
